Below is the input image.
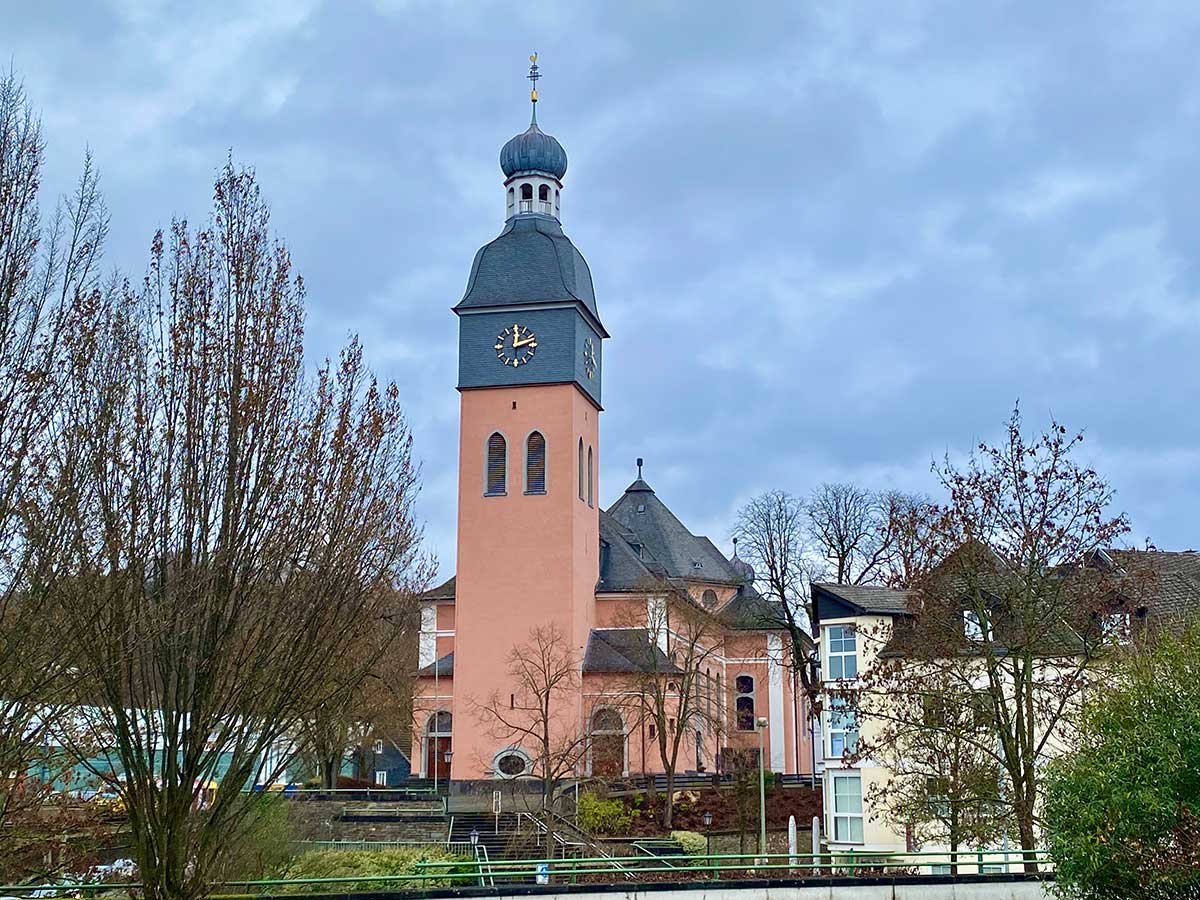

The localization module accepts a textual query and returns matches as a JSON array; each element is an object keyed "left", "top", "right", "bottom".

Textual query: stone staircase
[{"left": 446, "top": 811, "right": 535, "bottom": 861}]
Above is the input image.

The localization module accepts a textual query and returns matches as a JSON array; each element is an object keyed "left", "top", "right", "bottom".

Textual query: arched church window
[
  {"left": 735, "top": 674, "right": 755, "bottom": 731},
  {"left": 587, "top": 446, "right": 594, "bottom": 507},
  {"left": 486, "top": 432, "right": 507, "bottom": 495},
  {"left": 590, "top": 708, "right": 625, "bottom": 777},
  {"left": 578, "top": 439, "right": 585, "bottom": 501},
  {"left": 520, "top": 183, "right": 533, "bottom": 213},
  {"left": 507, "top": 186, "right": 515, "bottom": 216},
  {"left": 525, "top": 431, "right": 546, "bottom": 494}
]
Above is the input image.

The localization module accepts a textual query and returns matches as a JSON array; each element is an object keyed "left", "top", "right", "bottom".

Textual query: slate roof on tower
[
  {"left": 454, "top": 216, "right": 605, "bottom": 334},
  {"left": 606, "top": 477, "right": 742, "bottom": 584}
]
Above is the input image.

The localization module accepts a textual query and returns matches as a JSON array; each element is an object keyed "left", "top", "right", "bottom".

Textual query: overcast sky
[{"left": 9, "top": 1, "right": 1200, "bottom": 575}]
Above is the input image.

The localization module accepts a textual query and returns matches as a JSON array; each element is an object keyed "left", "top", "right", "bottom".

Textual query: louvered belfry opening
[
  {"left": 486, "top": 432, "right": 507, "bottom": 495},
  {"left": 526, "top": 431, "right": 546, "bottom": 493}
]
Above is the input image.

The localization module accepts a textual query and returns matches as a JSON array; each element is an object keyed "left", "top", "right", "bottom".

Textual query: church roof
[
  {"left": 416, "top": 652, "right": 454, "bottom": 677},
  {"left": 718, "top": 586, "right": 790, "bottom": 632},
  {"left": 582, "top": 629, "right": 682, "bottom": 674},
  {"left": 455, "top": 216, "right": 605, "bottom": 335},
  {"left": 606, "top": 478, "right": 742, "bottom": 585},
  {"left": 421, "top": 576, "right": 456, "bottom": 602}
]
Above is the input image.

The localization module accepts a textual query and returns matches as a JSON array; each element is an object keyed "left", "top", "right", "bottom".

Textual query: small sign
[
  {"left": 492, "top": 790, "right": 502, "bottom": 815},
  {"left": 535, "top": 863, "right": 549, "bottom": 885}
]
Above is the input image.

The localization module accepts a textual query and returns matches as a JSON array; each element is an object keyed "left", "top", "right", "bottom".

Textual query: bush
[
  {"left": 577, "top": 793, "right": 633, "bottom": 835},
  {"left": 671, "top": 830, "right": 707, "bottom": 856},
  {"left": 212, "top": 795, "right": 294, "bottom": 881},
  {"left": 270, "top": 848, "right": 474, "bottom": 893},
  {"left": 1044, "top": 628, "right": 1200, "bottom": 899}
]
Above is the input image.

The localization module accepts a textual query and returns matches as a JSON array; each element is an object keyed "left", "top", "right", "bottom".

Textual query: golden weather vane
[{"left": 527, "top": 52, "right": 540, "bottom": 105}]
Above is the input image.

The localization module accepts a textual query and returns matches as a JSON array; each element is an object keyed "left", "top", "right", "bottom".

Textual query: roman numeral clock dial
[{"left": 495, "top": 323, "right": 537, "bottom": 368}]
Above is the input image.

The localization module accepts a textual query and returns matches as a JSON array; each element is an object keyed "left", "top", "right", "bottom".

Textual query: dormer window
[
  {"left": 519, "top": 183, "right": 533, "bottom": 213},
  {"left": 636, "top": 503, "right": 646, "bottom": 514},
  {"left": 691, "top": 560, "right": 703, "bottom": 570},
  {"left": 963, "top": 610, "right": 988, "bottom": 642},
  {"left": 538, "top": 184, "right": 552, "bottom": 214}
]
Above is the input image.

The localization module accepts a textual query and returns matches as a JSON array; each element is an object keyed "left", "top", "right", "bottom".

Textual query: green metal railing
[{"left": 0, "top": 848, "right": 1054, "bottom": 897}]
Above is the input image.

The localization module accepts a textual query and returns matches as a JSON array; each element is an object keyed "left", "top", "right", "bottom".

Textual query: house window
[
  {"left": 826, "top": 625, "right": 858, "bottom": 680},
  {"left": 486, "top": 432, "right": 506, "bottom": 495},
  {"left": 735, "top": 674, "right": 755, "bottom": 731},
  {"left": 827, "top": 697, "right": 858, "bottom": 759},
  {"left": 832, "top": 773, "right": 864, "bottom": 843},
  {"left": 525, "top": 431, "right": 546, "bottom": 493},
  {"left": 374, "top": 771, "right": 388, "bottom": 786},
  {"left": 963, "top": 610, "right": 986, "bottom": 641},
  {"left": 373, "top": 740, "right": 384, "bottom": 755}
]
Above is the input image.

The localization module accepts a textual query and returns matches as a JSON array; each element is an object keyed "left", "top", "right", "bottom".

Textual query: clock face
[
  {"left": 583, "top": 337, "right": 597, "bottom": 379},
  {"left": 495, "top": 323, "right": 537, "bottom": 368}
]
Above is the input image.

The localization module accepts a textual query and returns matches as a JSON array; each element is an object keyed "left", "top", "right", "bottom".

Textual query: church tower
[{"left": 449, "top": 57, "right": 607, "bottom": 780}]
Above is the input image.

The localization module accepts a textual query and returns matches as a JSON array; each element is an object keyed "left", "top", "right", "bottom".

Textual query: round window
[{"left": 496, "top": 752, "right": 528, "bottom": 777}]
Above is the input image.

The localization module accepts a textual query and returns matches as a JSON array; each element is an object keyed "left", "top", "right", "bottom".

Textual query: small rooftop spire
[
  {"left": 636, "top": 457, "right": 643, "bottom": 479},
  {"left": 527, "top": 52, "right": 541, "bottom": 124}
]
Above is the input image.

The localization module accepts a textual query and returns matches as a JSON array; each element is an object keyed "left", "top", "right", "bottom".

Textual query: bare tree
[
  {"left": 471, "top": 623, "right": 589, "bottom": 855},
  {"left": 0, "top": 70, "right": 109, "bottom": 876},
  {"left": 806, "top": 483, "right": 899, "bottom": 585},
  {"left": 614, "top": 586, "right": 724, "bottom": 829},
  {"left": 731, "top": 491, "right": 818, "bottom": 686},
  {"left": 850, "top": 407, "right": 1142, "bottom": 872},
  {"left": 53, "top": 162, "right": 427, "bottom": 900}
]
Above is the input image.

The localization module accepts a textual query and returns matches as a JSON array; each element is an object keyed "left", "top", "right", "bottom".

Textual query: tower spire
[{"left": 527, "top": 52, "right": 541, "bottom": 124}]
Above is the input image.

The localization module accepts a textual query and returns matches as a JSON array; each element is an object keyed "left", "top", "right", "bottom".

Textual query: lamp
[
  {"left": 702, "top": 810, "right": 714, "bottom": 873},
  {"left": 756, "top": 716, "right": 769, "bottom": 861},
  {"left": 470, "top": 827, "right": 480, "bottom": 847}
]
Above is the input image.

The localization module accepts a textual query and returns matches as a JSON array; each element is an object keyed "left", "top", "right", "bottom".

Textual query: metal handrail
[
  {"left": 474, "top": 843, "right": 495, "bottom": 886},
  {"left": 0, "top": 848, "right": 1055, "bottom": 896}
]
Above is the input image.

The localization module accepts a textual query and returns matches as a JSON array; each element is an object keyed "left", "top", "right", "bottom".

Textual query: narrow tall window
[
  {"left": 832, "top": 774, "right": 864, "bottom": 843},
  {"left": 587, "top": 446, "right": 594, "bottom": 507},
  {"left": 578, "top": 439, "right": 585, "bottom": 500},
  {"left": 735, "top": 674, "right": 755, "bottom": 731},
  {"left": 525, "top": 431, "right": 546, "bottom": 494},
  {"left": 538, "top": 184, "right": 552, "bottom": 214},
  {"left": 507, "top": 186, "right": 515, "bottom": 216},
  {"left": 826, "top": 625, "right": 858, "bottom": 680},
  {"left": 827, "top": 697, "right": 858, "bottom": 758},
  {"left": 486, "top": 432, "right": 506, "bottom": 495}
]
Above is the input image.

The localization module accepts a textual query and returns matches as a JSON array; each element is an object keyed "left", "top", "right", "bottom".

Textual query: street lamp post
[
  {"left": 702, "top": 810, "right": 714, "bottom": 877},
  {"left": 756, "top": 716, "right": 769, "bottom": 861}
]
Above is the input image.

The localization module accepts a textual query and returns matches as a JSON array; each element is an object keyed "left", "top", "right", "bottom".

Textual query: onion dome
[
  {"left": 731, "top": 538, "right": 756, "bottom": 584},
  {"left": 500, "top": 121, "right": 568, "bottom": 180}
]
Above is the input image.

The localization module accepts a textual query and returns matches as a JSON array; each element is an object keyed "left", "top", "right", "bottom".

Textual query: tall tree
[
  {"left": 0, "top": 70, "right": 109, "bottom": 876},
  {"left": 852, "top": 407, "right": 1141, "bottom": 872},
  {"left": 55, "top": 162, "right": 426, "bottom": 900},
  {"left": 471, "top": 623, "right": 590, "bottom": 855},
  {"left": 731, "top": 491, "right": 817, "bottom": 685},
  {"left": 615, "top": 587, "right": 724, "bottom": 829}
]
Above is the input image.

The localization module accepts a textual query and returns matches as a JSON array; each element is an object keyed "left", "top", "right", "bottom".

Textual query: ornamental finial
[{"left": 527, "top": 52, "right": 540, "bottom": 123}]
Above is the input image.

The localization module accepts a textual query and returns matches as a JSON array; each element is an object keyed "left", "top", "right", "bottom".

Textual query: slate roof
[
  {"left": 1097, "top": 549, "right": 1200, "bottom": 627},
  {"left": 606, "top": 478, "right": 742, "bottom": 586},
  {"left": 417, "top": 652, "right": 454, "bottom": 677},
  {"left": 456, "top": 216, "right": 605, "bottom": 334},
  {"left": 717, "top": 586, "right": 788, "bottom": 631},
  {"left": 421, "top": 576, "right": 456, "bottom": 602},
  {"left": 811, "top": 582, "right": 911, "bottom": 616},
  {"left": 598, "top": 510, "right": 670, "bottom": 592},
  {"left": 582, "top": 629, "right": 682, "bottom": 674}
]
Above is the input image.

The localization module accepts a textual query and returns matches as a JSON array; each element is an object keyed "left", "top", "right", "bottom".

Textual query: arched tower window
[
  {"left": 525, "top": 431, "right": 546, "bottom": 494},
  {"left": 554, "top": 189, "right": 560, "bottom": 217},
  {"left": 486, "top": 432, "right": 507, "bottom": 495},
  {"left": 538, "top": 184, "right": 551, "bottom": 214},
  {"left": 519, "top": 183, "right": 533, "bottom": 213},
  {"left": 735, "top": 674, "right": 755, "bottom": 731},
  {"left": 587, "top": 446, "right": 594, "bottom": 507},
  {"left": 578, "top": 439, "right": 585, "bottom": 501},
  {"left": 507, "top": 186, "right": 515, "bottom": 217}
]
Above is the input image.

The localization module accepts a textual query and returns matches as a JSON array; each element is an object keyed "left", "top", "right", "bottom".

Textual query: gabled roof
[
  {"left": 598, "top": 510, "right": 670, "bottom": 593},
  {"left": 606, "top": 478, "right": 742, "bottom": 585},
  {"left": 416, "top": 652, "right": 454, "bottom": 677},
  {"left": 717, "top": 586, "right": 787, "bottom": 631},
  {"left": 582, "top": 629, "right": 681, "bottom": 674}
]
